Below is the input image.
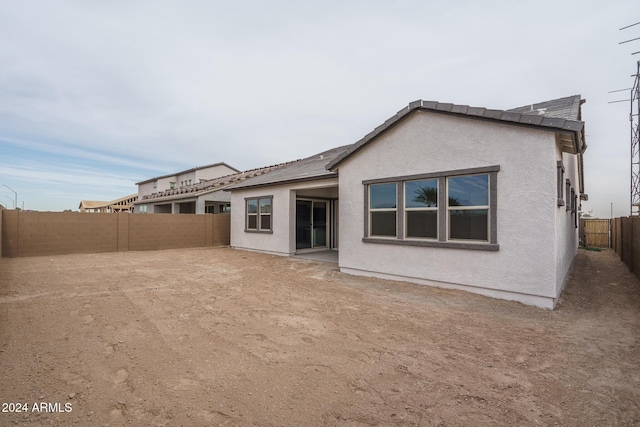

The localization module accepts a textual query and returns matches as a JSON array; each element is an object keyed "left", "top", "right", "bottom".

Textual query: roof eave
[
  {"left": 328, "top": 100, "right": 586, "bottom": 171},
  {"left": 135, "top": 186, "right": 230, "bottom": 204},
  {"left": 225, "top": 173, "right": 338, "bottom": 191}
]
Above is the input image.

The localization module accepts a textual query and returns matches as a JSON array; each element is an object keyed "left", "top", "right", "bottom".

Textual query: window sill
[
  {"left": 363, "top": 237, "right": 499, "bottom": 251},
  {"left": 244, "top": 229, "right": 273, "bottom": 234},
  {"left": 557, "top": 199, "right": 565, "bottom": 207}
]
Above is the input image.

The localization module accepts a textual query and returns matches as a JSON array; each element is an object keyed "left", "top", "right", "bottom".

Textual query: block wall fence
[
  {"left": 610, "top": 216, "right": 640, "bottom": 280},
  {"left": 0, "top": 211, "right": 230, "bottom": 258},
  {"left": 0, "top": 207, "right": 3, "bottom": 258}
]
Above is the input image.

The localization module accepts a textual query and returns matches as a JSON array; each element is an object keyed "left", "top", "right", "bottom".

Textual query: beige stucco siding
[
  {"left": 337, "top": 110, "right": 560, "bottom": 308},
  {"left": 230, "top": 178, "right": 338, "bottom": 256},
  {"left": 554, "top": 148, "right": 581, "bottom": 297}
]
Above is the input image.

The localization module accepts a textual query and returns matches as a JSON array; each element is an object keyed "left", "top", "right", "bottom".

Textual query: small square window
[{"left": 245, "top": 197, "right": 272, "bottom": 232}]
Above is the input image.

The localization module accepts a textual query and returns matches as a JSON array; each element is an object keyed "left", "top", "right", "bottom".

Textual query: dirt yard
[{"left": 0, "top": 248, "right": 638, "bottom": 426}]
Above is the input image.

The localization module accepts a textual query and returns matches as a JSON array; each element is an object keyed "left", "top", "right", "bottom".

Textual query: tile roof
[
  {"left": 135, "top": 162, "right": 240, "bottom": 185},
  {"left": 506, "top": 95, "right": 583, "bottom": 121},
  {"left": 182, "top": 95, "right": 585, "bottom": 194},
  {"left": 327, "top": 95, "right": 585, "bottom": 170},
  {"left": 225, "top": 145, "right": 351, "bottom": 191},
  {"left": 139, "top": 162, "right": 294, "bottom": 201}
]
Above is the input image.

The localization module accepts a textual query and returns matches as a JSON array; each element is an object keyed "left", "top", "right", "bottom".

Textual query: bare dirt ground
[{"left": 0, "top": 247, "right": 639, "bottom": 427}]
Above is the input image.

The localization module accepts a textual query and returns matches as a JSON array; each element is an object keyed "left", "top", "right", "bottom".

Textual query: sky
[{"left": 0, "top": 1, "right": 638, "bottom": 217}]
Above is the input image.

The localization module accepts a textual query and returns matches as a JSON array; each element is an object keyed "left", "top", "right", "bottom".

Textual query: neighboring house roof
[
  {"left": 225, "top": 145, "right": 351, "bottom": 191},
  {"left": 137, "top": 162, "right": 294, "bottom": 203},
  {"left": 79, "top": 200, "right": 109, "bottom": 209},
  {"left": 79, "top": 194, "right": 138, "bottom": 211},
  {"left": 326, "top": 95, "right": 587, "bottom": 171},
  {"left": 135, "top": 162, "right": 240, "bottom": 185}
]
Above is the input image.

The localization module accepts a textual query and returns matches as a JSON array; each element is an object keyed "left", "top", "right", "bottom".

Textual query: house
[
  {"left": 227, "top": 145, "right": 347, "bottom": 254},
  {"left": 79, "top": 194, "right": 138, "bottom": 213},
  {"left": 133, "top": 162, "right": 239, "bottom": 214},
  {"left": 134, "top": 163, "right": 294, "bottom": 214},
  {"left": 226, "top": 95, "right": 587, "bottom": 309}
]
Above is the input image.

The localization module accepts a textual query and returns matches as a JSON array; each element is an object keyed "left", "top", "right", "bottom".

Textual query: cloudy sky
[{"left": 0, "top": 1, "right": 638, "bottom": 216}]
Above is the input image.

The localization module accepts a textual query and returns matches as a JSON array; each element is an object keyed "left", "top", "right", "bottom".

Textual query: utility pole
[
  {"left": 5, "top": 195, "right": 15, "bottom": 209},
  {"left": 620, "top": 22, "right": 640, "bottom": 215},
  {"left": 633, "top": 61, "right": 640, "bottom": 215},
  {"left": 2, "top": 184, "right": 17, "bottom": 210}
]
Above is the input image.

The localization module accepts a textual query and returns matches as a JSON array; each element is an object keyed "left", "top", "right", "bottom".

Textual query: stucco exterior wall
[
  {"left": 157, "top": 176, "right": 177, "bottom": 192},
  {"left": 230, "top": 179, "right": 338, "bottom": 256},
  {"left": 337, "top": 111, "right": 560, "bottom": 308},
  {"left": 194, "top": 164, "right": 238, "bottom": 181},
  {"left": 554, "top": 149, "right": 580, "bottom": 298},
  {"left": 176, "top": 171, "right": 197, "bottom": 186},
  {"left": 138, "top": 181, "right": 156, "bottom": 199}
]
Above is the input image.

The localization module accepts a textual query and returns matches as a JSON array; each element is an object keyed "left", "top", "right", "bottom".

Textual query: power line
[
  {"left": 620, "top": 21, "right": 640, "bottom": 31},
  {"left": 621, "top": 37, "right": 640, "bottom": 44}
]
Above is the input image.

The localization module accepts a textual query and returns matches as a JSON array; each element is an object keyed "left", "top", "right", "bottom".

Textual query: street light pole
[
  {"left": 5, "top": 195, "right": 15, "bottom": 209},
  {"left": 3, "top": 184, "right": 17, "bottom": 210}
]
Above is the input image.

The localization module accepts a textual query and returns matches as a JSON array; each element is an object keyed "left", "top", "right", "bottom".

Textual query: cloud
[{"left": 0, "top": 0, "right": 638, "bottom": 214}]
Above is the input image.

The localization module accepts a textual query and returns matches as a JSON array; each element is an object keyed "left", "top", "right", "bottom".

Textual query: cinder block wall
[
  {"left": 128, "top": 214, "right": 207, "bottom": 251},
  {"left": 212, "top": 214, "right": 231, "bottom": 246},
  {"left": 1, "top": 211, "right": 230, "bottom": 258},
  {"left": 2, "top": 210, "right": 19, "bottom": 257},
  {"left": 0, "top": 207, "right": 3, "bottom": 258},
  {"left": 611, "top": 216, "right": 640, "bottom": 280}
]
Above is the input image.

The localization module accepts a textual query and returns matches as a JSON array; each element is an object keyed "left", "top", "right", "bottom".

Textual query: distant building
[
  {"left": 79, "top": 194, "right": 138, "bottom": 213},
  {"left": 133, "top": 162, "right": 291, "bottom": 214}
]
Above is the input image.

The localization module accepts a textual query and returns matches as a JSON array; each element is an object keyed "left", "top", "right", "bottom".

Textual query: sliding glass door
[{"left": 296, "top": 200, "right": 328, "bottom": 250}]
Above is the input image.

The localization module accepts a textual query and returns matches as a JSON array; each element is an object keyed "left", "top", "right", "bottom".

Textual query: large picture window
[
  {"left": 363, "top": 166, "right": 499, "bottom": 251},
  {"left": 245, "top": 196, "right": 272, "bottom": 232}
]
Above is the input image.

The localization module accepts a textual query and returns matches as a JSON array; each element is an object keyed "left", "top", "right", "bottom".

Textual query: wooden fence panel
[{"left": 583, "top": 219, "right": 610, "bottom": 248}]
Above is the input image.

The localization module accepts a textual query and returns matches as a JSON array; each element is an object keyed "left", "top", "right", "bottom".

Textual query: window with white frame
[
  {"left": 245, "top": 196, "right": 272, "bottom": 232},
  {"left": 363, "top": 166, "right": 499, "bottom": 250}
]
